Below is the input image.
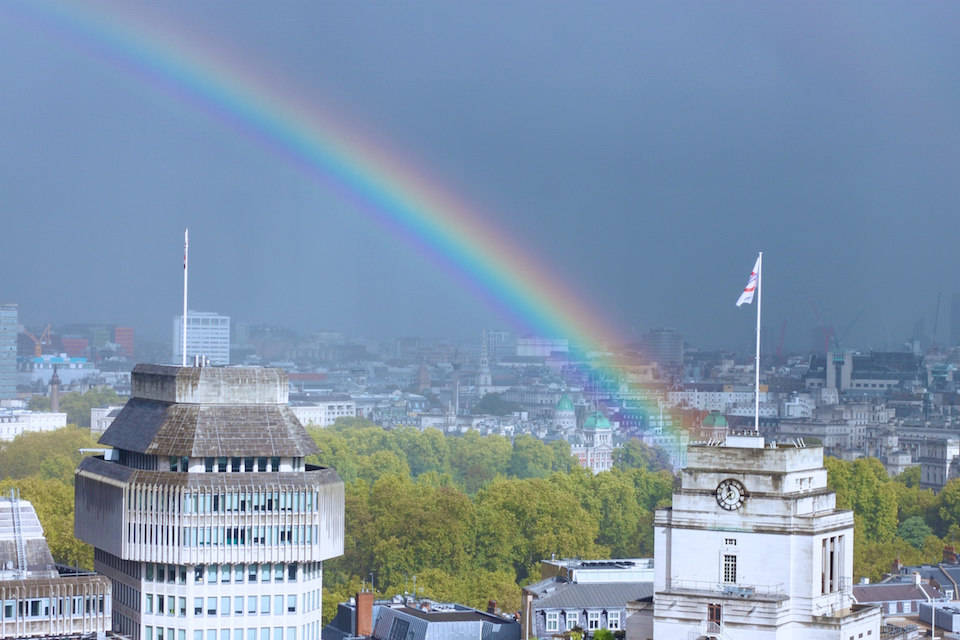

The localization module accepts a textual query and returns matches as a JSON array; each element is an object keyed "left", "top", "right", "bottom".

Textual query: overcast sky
[{"left": 1, "top": 1, "right": 958, "bottom": 352}]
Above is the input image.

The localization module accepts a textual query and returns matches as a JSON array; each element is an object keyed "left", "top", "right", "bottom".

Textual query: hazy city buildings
[
  {"left": 0, "top": 304, "right": 16, "bottom": 401},
  {"left": 173, "top": 312, "right": 231, "bottom": 365},
  {"left": 74, "top": 364, "right": 345, "bottom": 640}
]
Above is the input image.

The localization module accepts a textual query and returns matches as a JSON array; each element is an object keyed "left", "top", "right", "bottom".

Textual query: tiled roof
[
  {"left": 533, "top": 582, "right": 654, "bottom": 610},
  {"left": 99, "top": 398, "right": 320, "bottom": 457},
  {"left": 852, "top": 582, "right": 943, "bottom": 603}
]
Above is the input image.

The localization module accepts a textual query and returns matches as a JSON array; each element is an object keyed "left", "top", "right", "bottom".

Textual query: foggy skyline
[{"left": 1, "top": 1, "right": 959, "bottom": 351}]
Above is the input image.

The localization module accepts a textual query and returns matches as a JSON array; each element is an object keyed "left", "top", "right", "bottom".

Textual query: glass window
[
  {"left": 208, "top": 565, "right": 218, "bottom": 583},
  {"left": 235, "top": 630, "right": 243, "bottom": 640},
  {"left": 157, "top": 628, "right": 164, "bottom": 640},
  {"left": 608, "top": 611, "right": 620, "bottom": 630},
  {"left": 222, "top": 631, "right": 230, "bottom": 640},
  {"left": 566, "top": 612, "right": 578, "bottom": 631},
  {"left": 261, "top": 564, "right": 271, "bottom": 582},
  {"left": 287, "top": 595, "right": 296, "bottom": 614},
  {"left": 235, "top": 564, "right": 245, "bottom": 582},
  {"left": 169, "top": 564, "right": 177, "bottom": 584},
  {"left": 170, "top": 456, "right": 178, "bottom": 472},
  {"left": 261, "top": 596, "right": 270, "bottom": 614},
  {"left": 146, "top": 595, "right": 154, "bottom": 614},
  {"left": 222, "top": 565, "right": 232, "bottom": 583},
  {"left": 168, "top": 596, "right": 176, "bottom": 616},
  {"left": 271, "top": 457, "right": 280, "bottom": 472},
  {"left": 273, "top": 629, "right": 282, "bottom": 640},
  {"left": 207, "top": 597, "right": 217, "bottom": 616},
  {"left": 194, "top": 632, "right": 203, "bottom": 640},
  {"left": 286, "top": 628, "right": 295, "bottom": 640},
  {"left": 179, "top": 597, "right": 186, "bottom": 617},
  {"left": 588, "top": 612, "right": 600, "bottom": 630},
  {"left": 258, "top": 457, "right": 268, "bottom": 472},
  {"left": 724, "top": 555, "right": 737, "bottom": 584},
  {"left": 248, "top": 564, "right": 258, "bottom": 583},
  {"left": 232, "top": 457, "right": 242, "bottom": 472},
  {"left": 545, "top": 612, "right": 559, "bottom": 632},
  {"left": 180, "top": 566, "right": 187, "bottom": 584},
  {"left": 222, "top": 597, "right": 231, "bottom": 616},
  {"left": 235, "top": 597, "right": 244, "bottom": 615},
  {"left": 146, "top": 627, "right": 154, "bottom": 640},
  {"left": 146, "top": 564, "right": 154, "bottom": 581},
  {"left": 180, "top": 630, "right": 187, "bottom": 640},
  {"left": 260, "top": 629, "right": 270, "bottom": 640},
  {"left": 194, "top": 598, "right": 203, "bottom": 616},
  {"left": 274, "top": 564, "right": 284, "bottom": 582},
  {"left": 218, "top": 457, "right": 228, "bottom": 472},
  {"left": 274, "top": 596, "right": 283, "bottom": 615},
  {"left": 205, "top": 458, "right": 215, "bottom": 473},
  {"left": 158, "top": 565, "right": 165, "bottom": 582},
  {"left": 288, "top": 565, "right": 297, "bottom": 582},
  {"left": 195, "top": 566, "right": 204, "bottom": 583},
  {"left": 208, "top": 631, "right": 217, "bottom": 640},
  {"left": 248, "top": 596, "right": 257, "bottom": 615},
  {"left": 244, "top": 457, "right": 255, "bottom": 472}
]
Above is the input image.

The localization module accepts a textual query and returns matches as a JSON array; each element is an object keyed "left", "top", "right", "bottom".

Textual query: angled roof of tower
[
  {"left": 98, "top": 364, "right": 320, "bottom": 458},
  {"left": 582, "top": 410, "right": 611, "bottom": 430}
]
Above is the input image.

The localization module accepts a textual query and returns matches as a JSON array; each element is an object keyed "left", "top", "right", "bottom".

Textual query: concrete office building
[
  {"left": 640, "top": 328, "right": 684, "bottom": 370},
  {"left": 173, "top": 312, "right": 231, "bottom": 365},
  {"left": 0, "top": 304, "right": 16, "bottom": 401},
  {"left": 75, "top": 364, "right": 345, "bottom": 640},
  {"left": 652, "top": 434, "right": 881, "bottom": 639}
]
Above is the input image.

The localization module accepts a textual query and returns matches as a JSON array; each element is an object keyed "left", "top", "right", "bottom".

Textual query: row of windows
[
  {"left": 145, "top": 562, "right": 321, "bottom": 585},
  {"left": 145, "top": 592, "right": 315, "bottom": 617},
  {"left": 544, "top": 610, "right": 620, "bottom": 632},
  {"left": 130, "top": 488, "right": 319, "bottom": 515},
  {"left": 179, "top": 525, "right": 318, "bottom": 547},
  {"left": 145, "top": 627, "right": 304, "bottom": 640},
  {"left": 170, "top": 457, "right": 303, "bottom": 474},
  {"left": 2, "top": 596, "right": 106, "bottom": 620}
]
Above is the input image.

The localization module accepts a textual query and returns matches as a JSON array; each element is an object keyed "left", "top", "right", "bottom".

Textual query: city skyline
[{"left": 1, "top": 2, "right": 959, "bottom": 351}]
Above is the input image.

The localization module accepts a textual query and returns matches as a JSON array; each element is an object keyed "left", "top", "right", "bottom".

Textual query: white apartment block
[
  {"left": 75, "top": 365, "right": 344, "bottom": 640},
  {"left": 173, "top": 312, "right": 230, "bottom": 365},
  {"left": 288, "top": 395, "right": 355, "bottom": 428},
  {"left": 0, "top": 409, "right": 68, "bottom": 441},
  {"left": 651, "top": 435, "right": 881, "bottom": 639}
]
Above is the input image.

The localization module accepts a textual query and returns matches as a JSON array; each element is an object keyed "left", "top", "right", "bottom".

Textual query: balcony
[{"left": 660, "top": 578, "right": 788, "bottom": 602}]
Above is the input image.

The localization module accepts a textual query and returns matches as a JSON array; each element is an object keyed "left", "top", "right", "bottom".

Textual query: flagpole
[
  {"left": 182, "top": 228, "right": 189, "bottom": 367},
  {"left": 754, "top": 251, "right": 762, "bottom": 433}
]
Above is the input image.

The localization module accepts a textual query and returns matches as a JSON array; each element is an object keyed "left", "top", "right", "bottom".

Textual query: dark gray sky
[{"left": 1, "top": 1, "right": 958, "bottom": 351}]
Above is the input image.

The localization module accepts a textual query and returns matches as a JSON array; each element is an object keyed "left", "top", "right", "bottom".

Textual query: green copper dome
[
  {"left": 582, "top": 410, "right": 611, "bottom": 430},
  {"left": 556, "top": 394, "right": 575, "bottom": 412},
  {"left": 702, "top": 410, "right": 728, "bottom": 428}
]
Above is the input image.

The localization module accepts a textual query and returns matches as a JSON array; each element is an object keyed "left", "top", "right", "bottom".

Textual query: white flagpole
[
  {"left": 754, "top": 251, "right": 762, "bottom": 432},
  {"left": 182, "top": 229, "right": 189, "bottom": 367}
]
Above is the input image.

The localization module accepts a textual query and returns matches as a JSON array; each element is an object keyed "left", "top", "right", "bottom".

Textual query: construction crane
[
  {"left": 835, "top": 308, "right": 866, "bottom": 349},
  {"left": 776, "top": 319, "right": 787, "bottom": 358},
  {"left": 808, "top": 301, "right": 834, "bottom": 353},
  {"left": 18, "top": 324, "right": 51, "bottom": 357}
]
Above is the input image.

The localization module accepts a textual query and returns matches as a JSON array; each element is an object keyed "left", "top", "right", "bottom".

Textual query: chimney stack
[
  {"left": 355, "top": 592, "right": 374, "bottom": 637},
  {"left": 487, "top": 600, "right": 497, "bottom": 614},
  {"left": 944, "top": 545, "right": 957, "bottom": 564}
]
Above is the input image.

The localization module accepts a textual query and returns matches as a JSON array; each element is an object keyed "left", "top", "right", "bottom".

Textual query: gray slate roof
[
  {"left": 532, "top": 580, "right": 654, "bottom": 610},
  {"left": 99, "top": 397, "right": 320, "bottom": 457}
]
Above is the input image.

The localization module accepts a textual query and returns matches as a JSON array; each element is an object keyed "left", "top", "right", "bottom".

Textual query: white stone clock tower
[{"left": 652, "top": 434, "right": 880, "bottom": 640}]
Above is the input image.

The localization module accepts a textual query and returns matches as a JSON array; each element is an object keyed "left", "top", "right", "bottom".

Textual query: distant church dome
[
  {"left": 556, "top": 394, "right": 575, "bottom": 412},
  {"left": 702, "top": 410, "right": 728, "bottom": 428},
  {"left": 583, "top": 411, "right": 611, "bottom": 430}
]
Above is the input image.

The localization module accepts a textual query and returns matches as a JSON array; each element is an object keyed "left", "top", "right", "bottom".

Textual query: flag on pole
[{"left": 736, "top": 257, "right": 760, "bottom": 307}]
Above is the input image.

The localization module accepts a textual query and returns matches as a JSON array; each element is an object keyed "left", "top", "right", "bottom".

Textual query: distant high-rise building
[
  {"left": 0, "top": 304, "right": 17, "bottom": 400},
  {"left": 951, "top": 294, "right": 960, "bottom": 347},
  {"left": 114, "top": 326, "right": 135, "bottom": 358},
  {"left": 640, "top": 327, "right": 684, "bottom": 369},
  {"left": 173, "top": 311, "right": 230, "bottom": 365}
]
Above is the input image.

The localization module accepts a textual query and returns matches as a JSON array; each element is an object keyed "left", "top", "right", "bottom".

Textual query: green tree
[
  {"left": 615, "top": 438, "right": 673, "bottom": 472},
  {"left": 449, "top": 430, "right": 511, "bottom": 494},
  {"left": 898, "top": 516, "right": 934, "bottom": 549},
  {"left": 58, "top": 387, "right": 125, "bottom": 427},
  {"left": 594, "top": 630, "right": 615, "bottom": 640},
  {"left": 471, "top": 393, "right": 522, "bottom": 416},
  {"left": 27, "top": 395, "right": 51, "bottom": 412},
  {"left": 0, "top": 426, "right": 100, "bottom": 484},
  {"left": 509, "top": 434, "right": 555, "bottom": 479}
]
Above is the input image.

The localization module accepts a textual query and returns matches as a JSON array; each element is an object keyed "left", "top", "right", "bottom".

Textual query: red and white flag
[{"left": 736, "top": 257, "right": 760, "bottom": 307}]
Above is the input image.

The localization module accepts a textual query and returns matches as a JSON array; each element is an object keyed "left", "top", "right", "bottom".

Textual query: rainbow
[{"left": 3, "top": 1, "right": 698, "bottom": 448}]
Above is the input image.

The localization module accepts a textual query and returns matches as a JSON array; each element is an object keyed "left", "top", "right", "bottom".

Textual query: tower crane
[{"left": 18, "top": 324, "right": 51, "bottom": 357}]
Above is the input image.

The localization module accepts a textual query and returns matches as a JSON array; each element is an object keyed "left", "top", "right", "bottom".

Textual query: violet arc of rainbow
[{"left": 1, "top": 0, "right": 623, "bottom": 353}]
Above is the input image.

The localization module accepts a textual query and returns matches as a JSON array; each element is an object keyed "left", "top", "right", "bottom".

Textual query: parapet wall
[{"left": 131, "top": 364, "right": 288, "bottom": 405}]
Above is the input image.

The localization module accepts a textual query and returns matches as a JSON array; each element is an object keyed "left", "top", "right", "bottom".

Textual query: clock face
[{"left": 716, "top": 479, "right": 747, "bottom": 510}]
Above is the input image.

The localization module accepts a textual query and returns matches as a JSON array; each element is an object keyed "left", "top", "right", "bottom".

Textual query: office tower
[
  {"left": 75, "top": 364, "right": 345, "bottom": 640},
  {"left": 0, "top": 304, "right": 16, "bottom": 400},
  {"left": 640, "top": 328, "right": 684, "bottom": 369},
  {"left": 173, "top": 312, "right": 231, "bottom": 365}
]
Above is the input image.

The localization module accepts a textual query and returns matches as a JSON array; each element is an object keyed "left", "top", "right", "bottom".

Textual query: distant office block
[
  {"left": 173, "top": 311, "right": 230, "bottom": 365},
  {"left": 640, "top": 327, "right": 684, "bottom": 369},
  {"left": 0, "top": 304, "right": 16, "bottom": 400},
  {"left": 952, "top": 293, "right": 960, "bottom": 347},
  {"left": 114, "top": 326, "right": 134, "bottom": 357}
]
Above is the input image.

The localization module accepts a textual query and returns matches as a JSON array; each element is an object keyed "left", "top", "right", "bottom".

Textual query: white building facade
[
  {"left": 173, "top": 312, "right": 231, "bottom": 365},
  {"left": 0, "top": 409, "right": 68, "bottom": 441},
  {"left": 652, "top": 435, "right": 881, "bottom": 639},
  {"left": 75, "top": 365, "right": 344, "bottom": 640}
]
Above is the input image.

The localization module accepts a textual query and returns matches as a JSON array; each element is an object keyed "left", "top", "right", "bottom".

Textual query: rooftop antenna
[{"left": 182, "top": 228, "right": 189, "bottom": 367}]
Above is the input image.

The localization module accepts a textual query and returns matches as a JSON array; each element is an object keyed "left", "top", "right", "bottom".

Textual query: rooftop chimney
[
  {"left": 944, "top": 545, "right": 957, "bottom": 564},
  {"left": 355, "top": 592, "right": 373, "bottom": 637},
  {"left": 487, "top": 600, "right": 497, "bottom": 614}
]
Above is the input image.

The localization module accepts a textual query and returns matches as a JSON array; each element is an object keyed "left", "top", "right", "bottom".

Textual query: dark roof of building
[
  {"left": 529, "top": 579, "right": 654, "bottom": 610},
  {"left": 852, "top": 581, "right": 943, "bottom": 604},
  {"left": 98, "top": 397, "right": 320, "bottom": 457}
]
